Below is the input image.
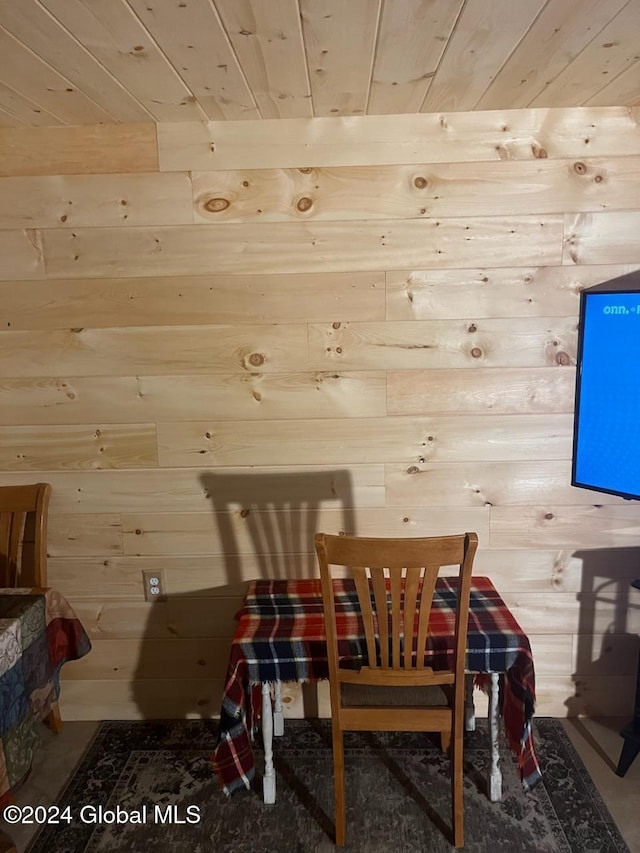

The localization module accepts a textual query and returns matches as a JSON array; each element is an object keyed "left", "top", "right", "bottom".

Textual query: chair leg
[
  {"left": 332, "top": 725, "right": 346, "bottom": 846},
  {"left": 440, "top": 729, "right": 452, "bottom": 754},
  {"left": 451, "top": 727, "right": 464, "bottom": 849},
  {"left": 44, "top": 701, "right": 63, "bottom": 734}
]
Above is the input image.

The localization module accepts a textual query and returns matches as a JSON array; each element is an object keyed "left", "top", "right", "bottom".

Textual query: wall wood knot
[{"left": 204, "top": 197, "right": 230, "bottom": 213}]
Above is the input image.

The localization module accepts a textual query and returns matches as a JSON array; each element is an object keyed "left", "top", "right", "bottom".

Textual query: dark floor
[{"left": 1, "top": 717, "right": 638, "bottom": 852}]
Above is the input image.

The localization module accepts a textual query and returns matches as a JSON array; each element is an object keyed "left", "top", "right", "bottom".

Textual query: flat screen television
[{"left": 572, "top": 270, "right": 640, "bottom": 501}]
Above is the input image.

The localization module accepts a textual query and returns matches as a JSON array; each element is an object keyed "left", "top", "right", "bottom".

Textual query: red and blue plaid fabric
[{"left": 212, "top": 576, "right": 540, "bottom": 795}]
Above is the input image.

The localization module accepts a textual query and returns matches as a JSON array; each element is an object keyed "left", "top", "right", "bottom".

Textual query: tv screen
[{"left": 572, "top": 271, "right": 640, "bottom": 501}]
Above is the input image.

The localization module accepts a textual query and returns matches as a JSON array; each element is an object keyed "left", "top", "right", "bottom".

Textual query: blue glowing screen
[{"left": 572, "top": 288, "right": 640, "bottom": 500}]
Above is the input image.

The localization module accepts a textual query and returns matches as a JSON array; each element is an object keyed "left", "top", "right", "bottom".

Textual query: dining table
[
  {"left": 0, "top": 587, "right": 91, "bottom": 806},
  {"left": 212, "top": 575, "right": 540, "bottom": 804}
]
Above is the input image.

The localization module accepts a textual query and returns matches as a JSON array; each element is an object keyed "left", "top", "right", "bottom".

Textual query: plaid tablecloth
[
  {"left": 213, "top": 576, "right": 540, "bottom": 795},
  {"left": 0, "top": 588, "right": 92, "bottom": 805}
]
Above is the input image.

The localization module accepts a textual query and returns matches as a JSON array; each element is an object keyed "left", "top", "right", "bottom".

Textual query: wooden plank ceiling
[{"left": 0, "top": 0, "right": 638, "bottom": 127}]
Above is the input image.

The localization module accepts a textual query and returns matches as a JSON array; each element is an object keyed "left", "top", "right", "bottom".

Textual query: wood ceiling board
[
  {"left": 126, "top": 0, "right": 259, "bottom": 120},
  {"left": 0, "top": 0, "right": 151, "bottom": 122},
  {"left": 300, "top": 0, "right": 381, "bottom": 116},
  {"left": 40, "top": 0, "right": 207, "bottom": 121},
  {"left": 529, "top": 0, "right": 640, "bottom": 107},
  {"left": 420, "top": 0, "right": 547, "bottom": 112},
  {"left": 0, "top": 82, "right": 62, "bottom": 126},
  {"left": 214, "top": 0, "right": 312, "bottom": 119},
  {"left": 585, "top": 58, "right": 640, "bottom": 107},
  {"left": 0, "top": 0, "right": 637, "bottom": 122},
  {"left": 476, "top": 0, "right": 630, "bottom": 110},
  {"left": 0, "top": 106, "right": 24, "bottom": 127},
  {"left": 368, "top": 0, "right": 463, "bottom": 114},
  {"left": 0, "top": 25, "right": 114, "bottom": 124}
]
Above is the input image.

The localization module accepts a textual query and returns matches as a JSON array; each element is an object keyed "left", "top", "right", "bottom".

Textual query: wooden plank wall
[{"left": 1, "top": 106, "right": 640, "bottom": 720}]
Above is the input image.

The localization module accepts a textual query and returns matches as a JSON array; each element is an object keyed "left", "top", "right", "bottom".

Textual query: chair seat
[{"left": 341, "top": 682, "right": 450, "bottom": 708}]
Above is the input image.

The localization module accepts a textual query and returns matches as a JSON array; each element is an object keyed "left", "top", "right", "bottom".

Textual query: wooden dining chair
[
  {"left": 315, "top": 531, "right": 478, "bottom": 849},
  {"left": 0, "top": 482, "right": 62, "bottom": 733}
]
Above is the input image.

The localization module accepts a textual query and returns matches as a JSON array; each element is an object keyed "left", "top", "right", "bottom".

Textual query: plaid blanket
[{"left": 213, "top": 576, "right": 540, "bottom": 795}]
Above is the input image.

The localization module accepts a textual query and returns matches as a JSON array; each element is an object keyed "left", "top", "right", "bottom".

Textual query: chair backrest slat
[
  {"left": 416, "top": 565, "right": 439, "bottom": 669},
  {"left": 390, "top": 569, "right": 402, "bottom": 669},
  {"left": 352, "top": 565, "right": 377, "bottom": 668},
  {"left": 402, "top": 566, "right": 420, "bottom": 669},
  {"left": 370, "top": 567, "right": 389, "bottom": 668},
  {"left": 0, "top": 484, "right": 51, "bottom": 588}
]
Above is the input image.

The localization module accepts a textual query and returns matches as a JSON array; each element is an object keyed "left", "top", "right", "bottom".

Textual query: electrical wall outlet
[{"left": 142, "top": 569, "right": 167, "bottom": 602}]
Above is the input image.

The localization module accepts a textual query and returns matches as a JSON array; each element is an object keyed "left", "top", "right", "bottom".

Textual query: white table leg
[
  {"left": 273, "top": 680, "right": 284, "bottom": 737},
  {"left": 262, "top": 682, "right": 276, "bottom": 804},
  {"left": 464, "top": 674, "right": 476, "bottom": 732},
  {"left": 488, "top": 672, "right": 502, "bottom": 802}
]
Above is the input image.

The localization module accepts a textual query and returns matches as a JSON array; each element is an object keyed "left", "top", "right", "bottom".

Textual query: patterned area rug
[{"left": 26, "top": 718, "right": 629, "bottom": 853}]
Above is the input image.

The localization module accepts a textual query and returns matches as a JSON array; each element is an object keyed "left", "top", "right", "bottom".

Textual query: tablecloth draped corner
[{"left": 0, "top": 588, "right": 91, "bottom": 804}]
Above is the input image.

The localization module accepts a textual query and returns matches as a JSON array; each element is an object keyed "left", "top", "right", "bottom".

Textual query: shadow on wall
[
  {"left": 199, "top": 469, "right": 356, "bottom": 586},
  {"left": 132, "top": 469, "right": 356, "bottom": 720},
  {"left": 566, "top": 547, "right": 640, "bottom": 724}
]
